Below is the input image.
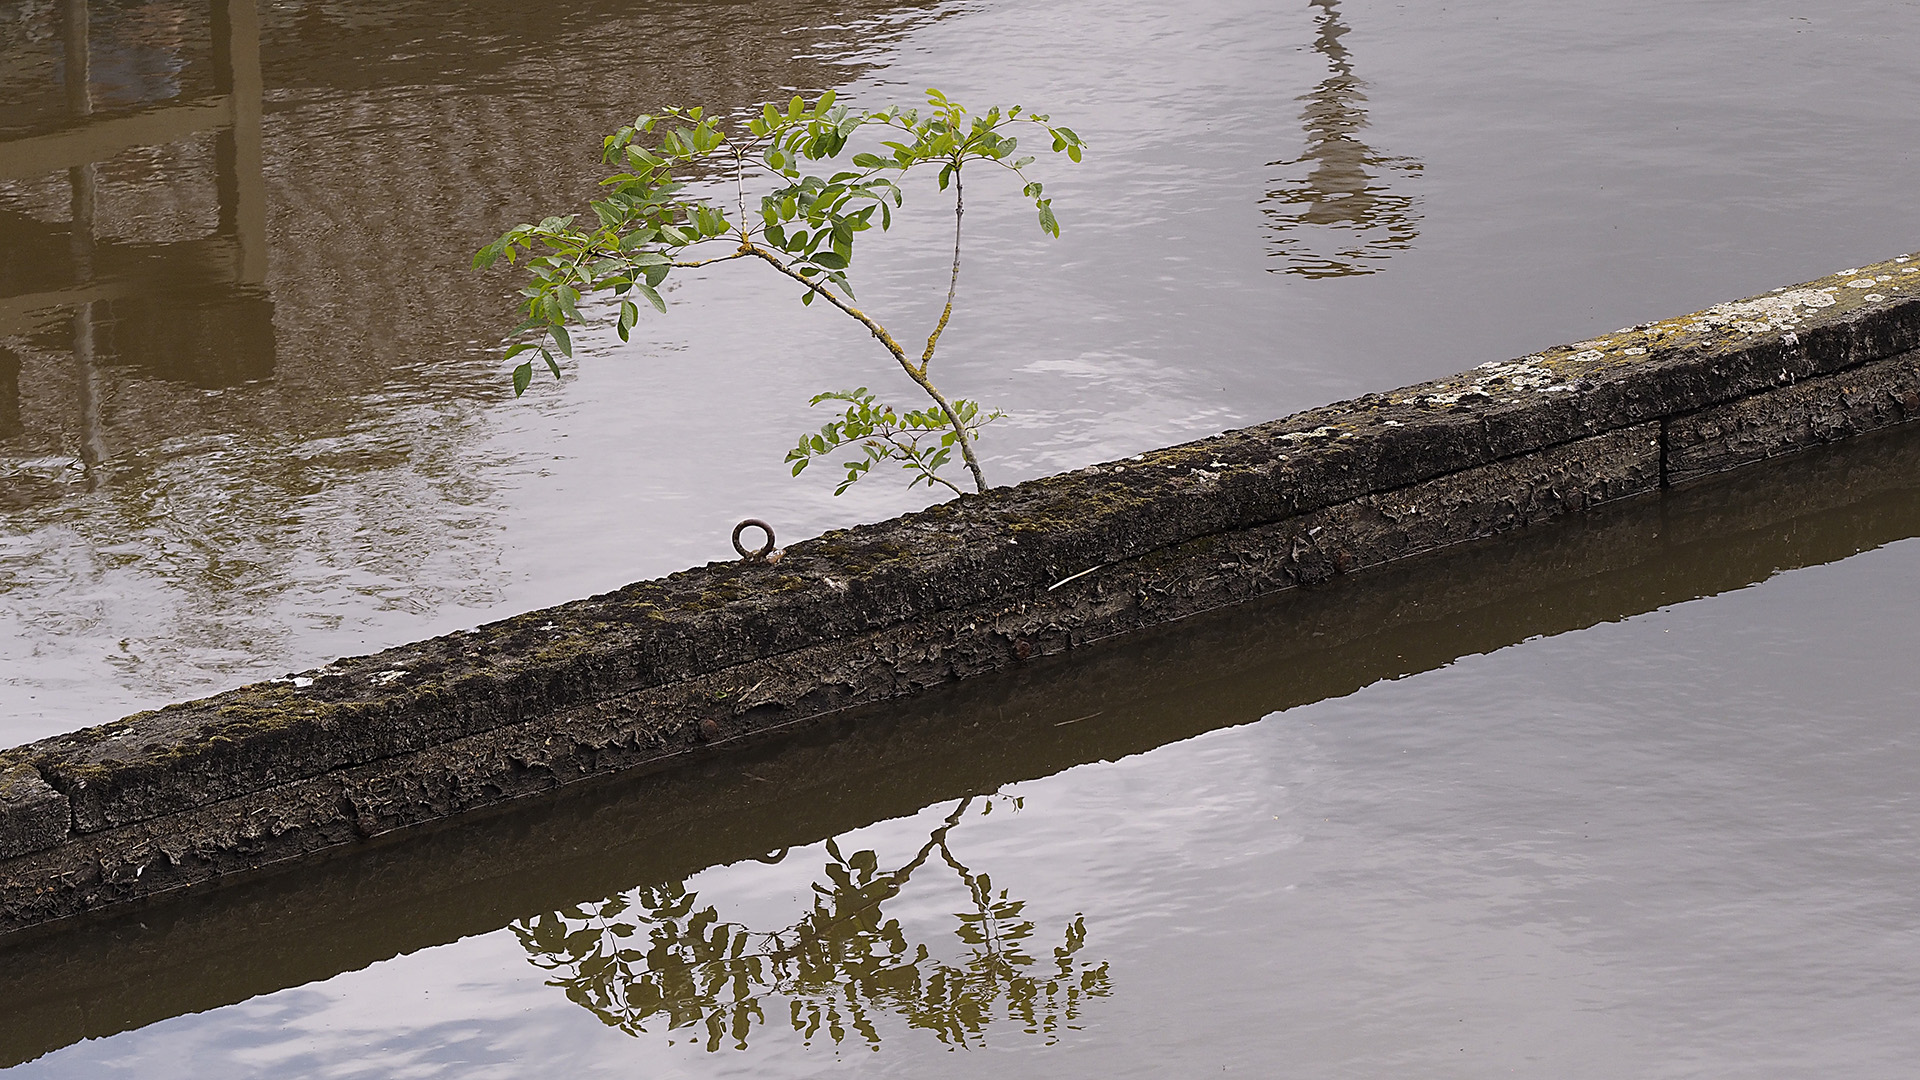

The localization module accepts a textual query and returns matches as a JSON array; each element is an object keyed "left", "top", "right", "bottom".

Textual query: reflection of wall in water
[
  {"left": 103, "top": 288, "right": 274, "bottom": 385},
  {"left": 0, "top": 206, "right": 275, "bottom": 386},
  {"left": 0, "top": 0, "right": 936, "bottom": 479},
  {"left": 0, "top": 0, "right": 948, "bottom": 717},
  {"left": 1, "top": 0, "right": 938, "bottom": 462},
  {"left": 2, "top": 0, "right": 218, "bottom": 134},
  {"left": 1263, "top": 0, "right": 1421, "bottom": 278},
  {"left": 0, "top": 0, "right": 271, "bottom": 473}
]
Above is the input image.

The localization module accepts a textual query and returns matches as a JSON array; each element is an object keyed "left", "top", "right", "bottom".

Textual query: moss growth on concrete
[{"left": 792, "top": 534, "right": 914, "bottom": 574}]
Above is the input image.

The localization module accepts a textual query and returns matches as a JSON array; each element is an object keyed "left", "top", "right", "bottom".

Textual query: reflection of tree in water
[
  {"left": 1263, "top": 0, "right": 1421, "bottom": 278},
  {"left": 513, "top": 796, "right": 1111, "bottom": 1053}
]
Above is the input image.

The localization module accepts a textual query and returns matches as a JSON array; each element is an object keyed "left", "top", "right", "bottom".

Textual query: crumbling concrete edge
[{"left": 3, "top": 252, "right": 1919, "bottom": 937}]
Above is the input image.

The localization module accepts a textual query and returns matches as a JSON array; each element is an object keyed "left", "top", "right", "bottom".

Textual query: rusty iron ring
[{"left": 732, "top": 518, "right": 776, "bottom": 561}]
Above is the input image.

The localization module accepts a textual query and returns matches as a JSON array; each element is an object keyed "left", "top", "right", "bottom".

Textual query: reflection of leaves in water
[
  {"left": 1264, "top": 0, "right": 1422, "bottom": 278},
  {"left": 512, "top": 797, "right": 1111, "bottom": 1053}
]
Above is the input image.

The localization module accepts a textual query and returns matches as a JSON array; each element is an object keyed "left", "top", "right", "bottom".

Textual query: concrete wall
[
  {"left": 9, "top": 416, "right": 1920, "bottom": 1066},
  {"left": 3, "top": 252, "right": 1918, "bottom": 938}
]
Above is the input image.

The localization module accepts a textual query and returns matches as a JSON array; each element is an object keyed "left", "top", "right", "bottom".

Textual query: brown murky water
[{"left": 3, "top": 0, "right": 1920, "bottom": 1074}]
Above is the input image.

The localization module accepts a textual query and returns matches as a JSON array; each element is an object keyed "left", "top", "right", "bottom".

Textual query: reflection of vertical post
[
  {"left": 64, "top": 0, "right": 108, "bottom": 475},
  {"left": 0, "top": 348, "right": 21, "bottom": 443},
  {"left": 1262, "top": 0, "right": 1421, "bottom": 277},
  {"left": 211, "top": 0, "right": 266, "bottom": 286},
  {"left": 73, "top": 304, "right": 108, "bottom": 474},
  {"left": 63, "top": 0, "right": 95, "bottom": 278}
]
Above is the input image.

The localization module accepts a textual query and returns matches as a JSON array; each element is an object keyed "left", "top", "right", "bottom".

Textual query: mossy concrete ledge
[{"left": 4, "top": 253, "right": 1920, "bottom": 936}]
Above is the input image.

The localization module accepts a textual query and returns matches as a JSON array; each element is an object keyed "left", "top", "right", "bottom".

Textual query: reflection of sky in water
[{"left": 0, "top": 0, "right": 1919, "bottom": 749}]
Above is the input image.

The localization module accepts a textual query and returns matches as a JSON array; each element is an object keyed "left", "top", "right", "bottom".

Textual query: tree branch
[
  {"left": 920, "top": 166, "right": 962, "bottom": 372},
  {"left": 874, "top": 433, "right": 965, "bottom": 495},
  {"left": 740, "top": 241, "right": 991, "bottom": 494},
  {"left": 671, "top": 250, "right": 754, "bottom": 269}
]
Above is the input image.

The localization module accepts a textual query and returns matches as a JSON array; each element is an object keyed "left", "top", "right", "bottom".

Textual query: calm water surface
[{"left": 3, "top": 0, "right": 1920, "bottom": 1074}]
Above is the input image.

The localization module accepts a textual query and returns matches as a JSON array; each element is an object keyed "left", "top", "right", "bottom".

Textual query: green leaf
[
  {"left": 636, "top": 282, "right": 667, "bottom": 313},
  {"left": 550, "top": 322, "right": 573, "bottom": 358},
  {"left": 541, "top": 347, "right": 562, "bottom": 378},
  {"left": 1037, "top": 200, "right": 1059, "bottom": 237},
  {"left": 512, "top": 362, "right": 533, "bottom": 397}
]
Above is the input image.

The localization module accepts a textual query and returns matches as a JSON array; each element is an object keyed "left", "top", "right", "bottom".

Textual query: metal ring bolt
[{"left": 732, "top": 518, "right": 776, "bottom": 561}]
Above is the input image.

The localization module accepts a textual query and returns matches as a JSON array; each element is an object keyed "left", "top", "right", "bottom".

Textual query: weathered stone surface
[
  {"left": 0, "top": 253, "right": 1916, "bottom": 939},
  {"left": 0, "top": 425, "right": 1658, "bottom": 931},
  {"left": 0, "top": 765, "right": 68, "bottom": 861},
  {"left": 1667, "top": 347, "right": 1920, "bottom": 485}
]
